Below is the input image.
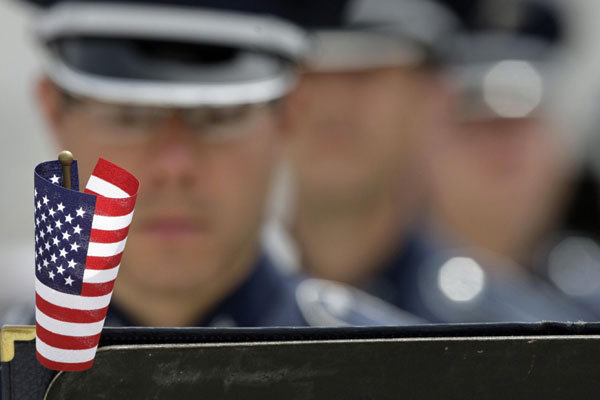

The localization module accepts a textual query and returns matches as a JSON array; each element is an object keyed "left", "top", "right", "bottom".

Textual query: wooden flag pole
[{"left": 58, "top": 150, "right": 74, "bottom": 190}]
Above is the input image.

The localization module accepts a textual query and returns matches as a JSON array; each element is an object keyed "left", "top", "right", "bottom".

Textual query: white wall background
[
  {"left": 2, "top": 0, "right": 600, "bottom": 314},
  {"left": 0, "top": 1, "right": 54, "bottom": 313}
]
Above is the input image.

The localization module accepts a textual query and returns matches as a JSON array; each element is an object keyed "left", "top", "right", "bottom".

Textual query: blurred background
[
  {"left": 0, "top": 0, "right": 54, "bottom": 314},
  {"left": 4, "top": 0, "right": 600, "bottom": 320}
]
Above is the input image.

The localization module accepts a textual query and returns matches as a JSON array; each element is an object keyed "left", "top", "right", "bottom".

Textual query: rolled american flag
[{"left": 33, "top": 157, "right": 139, "bottom": 371}]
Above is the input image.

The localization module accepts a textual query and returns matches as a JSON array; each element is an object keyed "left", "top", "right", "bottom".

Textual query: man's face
[
  {"left": 428, "top": 115, "right": 571, "bottom": 260},
  {"left": 285, "top": 66, "right": 446, "bottom": 203},
  {"left": 38, "top": 79, "right": 283, "bottom": 294}
]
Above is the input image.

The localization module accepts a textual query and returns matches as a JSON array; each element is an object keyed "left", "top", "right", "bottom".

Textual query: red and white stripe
[{"left": 36, "top": 158, "right": 139, "bottom": 371}]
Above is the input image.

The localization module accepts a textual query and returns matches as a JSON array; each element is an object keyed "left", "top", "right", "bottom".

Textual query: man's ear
[{"left": 36, "top": 77, "right": 68, "bottom": 142}]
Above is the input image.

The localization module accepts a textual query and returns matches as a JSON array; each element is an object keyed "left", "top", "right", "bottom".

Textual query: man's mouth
[{"left": 137, "top": 216, "right": 209, "bottom": 239}]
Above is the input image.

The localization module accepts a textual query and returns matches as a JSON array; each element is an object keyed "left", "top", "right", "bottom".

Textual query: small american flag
[{"left": 34, "top": 158, "right": 139, "bottom": 371}]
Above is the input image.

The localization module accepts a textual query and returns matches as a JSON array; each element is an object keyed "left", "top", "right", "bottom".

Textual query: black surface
[
  {"left": 97, "top": 321, "right": 600, "bottom": 347},
  {"left": 4, "top": 322, "right": 600, "bottom": 399},
  {"left": 47, "top": 333, "right": 600, "bottom": 399}
]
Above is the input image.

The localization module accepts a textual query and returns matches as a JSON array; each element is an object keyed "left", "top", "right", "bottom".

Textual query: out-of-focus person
[
  {"left": 1, "top": 0, "right": 418, "bottom": 329},
  {"left": 273, "top": 0, "right": 600, "bottom": 324},
  {"left": 272, "top": 0, "right": 457, "bottom": 286},
  {"left": 535, "top": 97, "right": 600, "bottom": 317},
  {"left": 409, "top": 0, "right": 600, "bottom": 322},
  {"left": 429, "top": 0, "right": 570, "bottom": 269}
]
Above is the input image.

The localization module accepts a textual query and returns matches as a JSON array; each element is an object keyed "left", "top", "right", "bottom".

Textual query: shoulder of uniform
[{"left": 294, "top": 278, "right": 424, "bottom": 327}]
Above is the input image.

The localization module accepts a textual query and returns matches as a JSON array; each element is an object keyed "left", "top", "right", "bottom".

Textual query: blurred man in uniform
[
  {"left": 428, "top": 0, "right": 571, "bottom": 269},
  {"left": 1, "top": 0, "right": 419, "bottom": 328},
  {"left": 276, "top": 0, "right": 599, "bottom": 323},
  {"left": 271, "top": 0, "right": 457, "bottom": 286},
  {"left": 523, "top": 64, "right": 600, "bottom": 318},
  {"left": 397, "top": 0, "right": 600, "bottom": 322}
]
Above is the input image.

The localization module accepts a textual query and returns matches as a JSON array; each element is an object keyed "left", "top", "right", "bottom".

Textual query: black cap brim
[{"left": 37, "top": 2, "right": 309, "bottom": 106}]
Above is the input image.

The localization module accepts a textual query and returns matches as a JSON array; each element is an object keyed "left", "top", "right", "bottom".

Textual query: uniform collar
[
  {"left": 361, "top": 229, "right": 441, "bottom": 322},
  {"left": 105, "top": 253, "right": 284, "bottom": 327},
  {"left": 199, "top": 253, "right": 285, "bottom": 326},
  {"left": 375, "top": 230, "right": 432, "bottom": 288}
]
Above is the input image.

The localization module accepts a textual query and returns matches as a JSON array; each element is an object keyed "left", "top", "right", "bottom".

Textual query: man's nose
[{"left": 147, "top": 114, "right": 200, "bottom": 188}]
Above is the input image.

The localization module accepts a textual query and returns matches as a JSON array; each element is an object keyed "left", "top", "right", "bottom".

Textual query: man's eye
[
  {"left": 205, "top": 107, "right": 250, "bottom": 125},
  {"left": 105, "top": 108, "right": 162, "bottom": 127},
  {"left": 111, "top": 112, "right": 140, "bottom": 125}
]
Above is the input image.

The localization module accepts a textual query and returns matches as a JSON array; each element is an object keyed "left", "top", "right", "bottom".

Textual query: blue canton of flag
[{"left": 34, "top": 160, "right": 96, "bottom": 295}]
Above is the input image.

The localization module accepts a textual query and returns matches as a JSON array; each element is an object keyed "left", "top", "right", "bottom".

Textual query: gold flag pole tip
[{"left": 58, "top": 150, "right": 74, "bottom": 190}]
